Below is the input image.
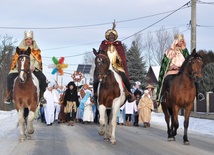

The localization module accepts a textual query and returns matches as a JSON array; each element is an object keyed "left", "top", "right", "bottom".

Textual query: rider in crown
[
  {"left": 91, "top": 21, "right": 135, "bottom": 103},
  {"left": 156, "top": 34, "right": 205, "bottom": 105},
  {"left": 4, "top": 30, "right": 47, "bottom": 104}
]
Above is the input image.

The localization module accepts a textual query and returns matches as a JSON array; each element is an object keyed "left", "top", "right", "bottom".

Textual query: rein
[
  {"left": 17, "top": 54, "right": 31, "bottom": 80},
  {"left": 179, "top": 56, "right": 202, "bottom": 81},
  {"left": 96, "top": 54, "right": 110, "bottom": 79}
]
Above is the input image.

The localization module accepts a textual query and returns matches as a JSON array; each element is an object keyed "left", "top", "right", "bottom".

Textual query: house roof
[{"left": 151, "top": 66, "right": 160, "bottom": 80}]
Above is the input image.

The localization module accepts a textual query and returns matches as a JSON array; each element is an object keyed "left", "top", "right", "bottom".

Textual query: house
[
  {"left": 146, "top": 66, "right": 160, "bottom": 87},
  {"left": 146, "top": 66, "right": 160, "bottom": 103}
]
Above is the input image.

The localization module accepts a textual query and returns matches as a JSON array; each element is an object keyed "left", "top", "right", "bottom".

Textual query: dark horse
[
  {"left": 161, "top": 49, "right": 203, "bottom": 145},
  {"left": 94, "top": 50, "right": 126, "bottom": 145},
  {"left": 13, "top": 47, "right": 39, "bottom": 142}
]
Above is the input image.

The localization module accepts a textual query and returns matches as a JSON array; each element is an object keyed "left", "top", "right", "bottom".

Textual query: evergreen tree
[
  {"left": 126, "top": 40, "right": 147, "bottom": 89},
  {"left": 199, "top": 62, "right": 214, "bottom": 93}
]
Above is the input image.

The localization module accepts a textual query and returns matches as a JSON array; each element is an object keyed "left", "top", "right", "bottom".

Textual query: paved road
[{"left": 0, "top": 121, "right": 213, "bottom": 155}]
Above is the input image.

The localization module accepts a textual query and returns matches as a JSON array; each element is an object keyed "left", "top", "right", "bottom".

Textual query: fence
[{"left": 191, "top": 92, "right": 214, "bottom": 119}]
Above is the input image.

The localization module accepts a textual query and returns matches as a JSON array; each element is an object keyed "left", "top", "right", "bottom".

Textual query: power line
[
  {"left": 121, "top": 1, "right": 191, "bottom": 41},
  {"left": 198, "top": 0, "right": 214, "bottom": 5},
  {"left": 0, "top": 7, "right": 189, "bottom": 30},
  {"left": 41, "top": 24, "right": 188, "bottom": 58}
]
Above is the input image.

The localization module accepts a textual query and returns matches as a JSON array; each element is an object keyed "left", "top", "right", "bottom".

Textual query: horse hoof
[
  {"left": 26, "top": 135, "right": 31, "bottom": 140},
  {"left": 104, "top": 138, "right": 110, "bottom": 141},
  {"left": 19, "top": 138, "right": 25, "bottom": 143},
  {"left": 168, "top": 137, "right": 175, "bottom": 141},
  {"left": 28, "top": 130, "right": 34, "bottom": 134},
  {"left": 184, "top": 141, "right": 190, "bottom": 145},
  {"left": 98, "top": 131, "right": 105, "bottom": 136},
  {"left": 110, "top": 140, "right": 116, "bottom": 145}
]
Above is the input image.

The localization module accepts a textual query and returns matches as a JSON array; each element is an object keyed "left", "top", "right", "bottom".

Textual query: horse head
[
  {"left": 95, "top": 54, "right": 110, "bottom": 82},
  {"left": 180, "top": 48, "right": 203, "bottom": 82},
  {"left": 188, "top": 48, "right": 204, "bottom": 82},
  {"left": 16, "top": 47, "right": 31, "bottom": 83}
]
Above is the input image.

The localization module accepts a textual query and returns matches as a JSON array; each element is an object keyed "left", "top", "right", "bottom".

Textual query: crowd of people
[{"left": 35, "top": 80, "right": 155, "bottom": 128}]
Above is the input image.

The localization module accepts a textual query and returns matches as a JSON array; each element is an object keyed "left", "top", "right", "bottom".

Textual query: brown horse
[
  {"left": 94, "top": 52, "right": 126, "bottom": 145},
  {"left": 13, "top": 47, "right": 39, "bottom": 142},
  {"left": 161, "top": 49, "right": 203, "bottom": 145}
]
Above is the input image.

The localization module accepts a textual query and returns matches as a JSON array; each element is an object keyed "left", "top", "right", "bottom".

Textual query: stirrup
[
  {"left": 197, "top": 93, "right": 205, "bottom": 101},
  {"left": 90, "top": 96, "right": 97, "bottom": 103},
  {"left": 160, "top": 95, "right": 166, "bottom": 103},
  {"left": 4, "top": 96, "right": 11, "bottom": 104}
]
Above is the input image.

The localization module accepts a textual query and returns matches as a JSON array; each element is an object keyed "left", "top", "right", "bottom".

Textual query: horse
[
  {"left": 12, "top": 47, "right": 39, "bottom": 142},
  {"left": 161, "top": 48, "right": 203, "bottom": 145},
  {"left": 94, "top": 50, "right": 126, "bottom": 145}
]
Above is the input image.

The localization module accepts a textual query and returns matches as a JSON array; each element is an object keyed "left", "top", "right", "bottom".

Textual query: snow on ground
[{"left": 0, "top": 110, "right": 213, "bottom": 137}]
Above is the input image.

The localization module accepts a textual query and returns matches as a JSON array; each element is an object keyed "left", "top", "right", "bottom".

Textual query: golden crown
[
  {"left": 24, "top": 30, "right": 34, "bottom": 39},
  {"left": 174, "top": 34, "right": 184, "bottom": 41}
]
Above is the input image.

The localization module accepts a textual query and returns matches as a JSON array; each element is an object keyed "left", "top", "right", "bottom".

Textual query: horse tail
[{"left": 23, "top": 108, "right": 29, "bottom": 119}]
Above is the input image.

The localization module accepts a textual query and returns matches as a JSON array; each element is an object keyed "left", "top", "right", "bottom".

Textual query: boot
[
  {"left": 90, "top": 94, "right": 97, "bottom": 103},
  {"left": 197, "top": 93, "right": 205, "bottom": 101},
  {"left": 71, "top": 121, "right": 74, "bottom": 126},
  {"left": 195, "top": 82, "right": 205, "bottom": 101},
  {"left": 4, "top": 91, "right": 12, "bottom": 104},
  {"left": 125, "top": 120, "right": 129, "bottom": 126},
  {"left": 124, "top": 87, "right": 135, "bottom": 102},
  {"left": 127, "top": 93, "right": 136, "bottom": 102},
  {"left": 160, "top": 95, "right": 166, "bottom": 103}
]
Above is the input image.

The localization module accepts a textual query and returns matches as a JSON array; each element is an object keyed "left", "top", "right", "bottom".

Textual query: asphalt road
[{"left": 0, "top": 121, "right": 214, "bottom": 155}]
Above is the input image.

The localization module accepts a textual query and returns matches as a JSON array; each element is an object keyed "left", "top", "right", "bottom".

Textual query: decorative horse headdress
[{"left": 105, "top": 20, "right": 118, "bottom": 41}]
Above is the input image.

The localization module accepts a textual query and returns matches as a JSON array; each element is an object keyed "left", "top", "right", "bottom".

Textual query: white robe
[
  {"left": 83, "top": 97, "right": 94, "bottom": 122},
  {"left": 44, "top": 89, "right": 59, "bottom": 125},
  {"left": 120, "top": 100, "right": 138, "bottom": 114}
]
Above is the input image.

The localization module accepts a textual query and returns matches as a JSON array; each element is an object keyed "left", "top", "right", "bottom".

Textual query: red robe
[{"left": 99, "top": 40, "right": 129, "bottom": 78}]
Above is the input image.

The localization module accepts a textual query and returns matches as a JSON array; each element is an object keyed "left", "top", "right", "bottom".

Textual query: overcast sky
[{"left": 0, "top": 0, "right": 213, "bottom": 85}]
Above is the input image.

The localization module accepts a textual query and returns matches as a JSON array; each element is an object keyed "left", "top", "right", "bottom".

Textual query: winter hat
[{"left": 48, "top": 82, "right": 55, "bottom": 88}]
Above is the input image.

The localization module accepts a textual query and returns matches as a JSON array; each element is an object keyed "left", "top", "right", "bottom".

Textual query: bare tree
[
  {"left": 0, "top": 34, "right": 17, "bottom": 110},
  {"left": 143, "top": 27, "right": 178, "bottom": 66},
  {"left": 142, "top": 31, "right": 154, "bottom": 67}
]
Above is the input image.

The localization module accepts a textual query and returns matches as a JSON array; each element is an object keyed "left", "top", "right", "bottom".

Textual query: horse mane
[
  {"left": 178, "top": 51, "right": 202, "bottom": 75},
  {"left": 178, "top": 55, "right": 191, "bottom": 75}
]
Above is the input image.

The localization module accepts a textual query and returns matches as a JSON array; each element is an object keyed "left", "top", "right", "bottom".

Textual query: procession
[{"left": 0, "top": 0, "right": 214, "bottom": 154}]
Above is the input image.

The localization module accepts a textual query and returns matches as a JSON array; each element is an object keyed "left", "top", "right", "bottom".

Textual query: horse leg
[
  {"left": 98, "top": 105, "right": 106, "bottom": 136},
  {"left": 171, "top": 106, "right": 179, "bottom": 141},
  {"left": 18, "top": 110, "right": 26, "bottom": 142},
  {"left": 183, "top": 106, "right": 192, "bottom": 145},
  {"left": 162, "top": 104, "right": 173, "bottom": 141},
  {"left": 26, "top": 111, "right": 35, "bottom": 140},
  {"left": 104, "top": 110, "right": 112, "bottom": 141},
  {"left": 109, "top": 105, "right": 120, "bottom": 145}
]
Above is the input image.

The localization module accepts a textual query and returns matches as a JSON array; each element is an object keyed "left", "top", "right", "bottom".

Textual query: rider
[
  {"left": 91, "top": 21, "right": 135, "bottom": 103},
  {"left": 156, "top": 34, "right": 205, "bottom": 105},
  {"left": 4, "top": 30, "right": 47, "bottom": 104}
]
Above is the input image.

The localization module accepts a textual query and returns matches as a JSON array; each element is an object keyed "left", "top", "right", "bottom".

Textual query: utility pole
[{"left": 191, "top": 0, "right": 197, "bottom": 51}]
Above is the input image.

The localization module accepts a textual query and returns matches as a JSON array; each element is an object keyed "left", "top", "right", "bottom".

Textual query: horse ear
[
  {"left": 26, "top": 47, "right": 31, "bottom": 56},
  {"left": 191, "top": 48, "right": 196, "bottom": 56},
  {"left": 16, "top": 47, "right": 21, "bottom": 55},
  {"left": 93, "top": 48, "right": 98, "bottom": 56}
]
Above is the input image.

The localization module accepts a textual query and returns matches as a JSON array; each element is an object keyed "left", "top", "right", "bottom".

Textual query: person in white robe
[
  {"left": 82, "top": 91, "right": 94, "bottom": 123},
  {"left": 44, "top": 82, "right": 60, "bottom": 126},
  {"left": 120, "top": 100, "right": 138, "bottom": 126}
]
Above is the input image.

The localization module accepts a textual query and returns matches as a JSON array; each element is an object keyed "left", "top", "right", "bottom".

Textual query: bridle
[
  {"left": 95, "top": 54, "right": 110, "bottom": 81},
  {"left": 17, "top": 54, "right": 31, "bottom": 83},
  {"left": 182, "top": 56, "right": 203, "bottom": 81}
]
